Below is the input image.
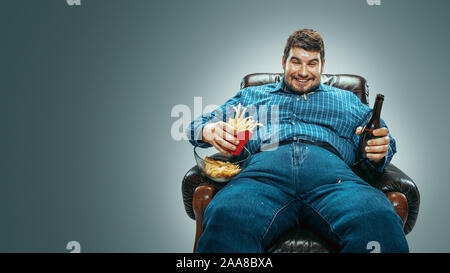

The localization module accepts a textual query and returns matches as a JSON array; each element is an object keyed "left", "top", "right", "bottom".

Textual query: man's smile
[{"left": 295, "top": 78, "right": 312, "bottom": 86}]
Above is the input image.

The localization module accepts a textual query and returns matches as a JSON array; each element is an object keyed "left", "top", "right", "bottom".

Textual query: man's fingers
[
  {"left": 215, "top": 124, "right": 239, "bottom": 145},
  {"left": 365, "top": 144, "right": 389, "bottom": 153},
  {"left": 367, "top": 136, "right": 390, "bottom": 146},
  {"left": 221, "top": 122, "right": 238, "bottom": 137},
  {"left": 372, "top": 127, "right": 389, "bottom": 137},
  {"left": 212, "top": 139, "right": 232, "bottom": 156},
  {"left": 213, "top": 135, "right": 237, "bottom": 154},
  {"left": 365, "top": 133, "right": 390, "bottom": 162}
]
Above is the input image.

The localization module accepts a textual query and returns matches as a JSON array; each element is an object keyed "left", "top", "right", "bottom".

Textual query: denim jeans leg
[
  {"left": 300, "top": 181, "right": 409, "bottom": 253},
  {"left": 294, "top": 144, "right": 409, "bottom": 253},
  {"left": 197, "top": 145, "right": 299, "bottom": 253},
  {"left": 196, "top": 177, "right": 298, "bottom": 253}
]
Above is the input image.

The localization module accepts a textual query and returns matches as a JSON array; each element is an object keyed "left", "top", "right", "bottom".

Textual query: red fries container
[{"left": 232, "top": 130, "right": 252, "bottom": 156}]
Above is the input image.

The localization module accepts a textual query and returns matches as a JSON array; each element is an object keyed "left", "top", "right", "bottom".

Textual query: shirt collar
[{"left": 269, "top": 76, "right": 327, "bottom": 93}]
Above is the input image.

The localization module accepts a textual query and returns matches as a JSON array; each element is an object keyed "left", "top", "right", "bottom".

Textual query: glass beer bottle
[{"left": 358, "top": 94, "right": 384, "bottom": 160}]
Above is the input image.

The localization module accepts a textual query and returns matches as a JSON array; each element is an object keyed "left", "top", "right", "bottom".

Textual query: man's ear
[
  {"left": 282, "top": 56, "right": 286, "bottom": 72},
  {"left": 320, "top": 58, "right": 325, "bottom": 74}
]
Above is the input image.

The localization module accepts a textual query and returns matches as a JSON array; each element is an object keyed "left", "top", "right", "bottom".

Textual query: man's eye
[{"left": 309, "top": 62, "right": 317, "bottom": 66}]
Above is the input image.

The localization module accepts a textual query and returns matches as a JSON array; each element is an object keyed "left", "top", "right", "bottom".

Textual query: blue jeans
[{"left": 196, "top": 142, "right": 409, "bottom": 253}]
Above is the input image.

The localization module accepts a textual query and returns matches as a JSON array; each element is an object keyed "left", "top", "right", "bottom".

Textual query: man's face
[{"left": 282, "top": 47, "right": 324, "bottom": 93}]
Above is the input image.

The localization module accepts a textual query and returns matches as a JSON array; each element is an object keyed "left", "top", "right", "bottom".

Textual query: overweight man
[{"left": 186, "top": 29, "right": 408, "bottom": 253}]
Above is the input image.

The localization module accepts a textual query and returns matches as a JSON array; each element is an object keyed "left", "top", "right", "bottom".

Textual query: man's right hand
[{"left": 202, "top": 121, "right": 240, "bottom": 155}]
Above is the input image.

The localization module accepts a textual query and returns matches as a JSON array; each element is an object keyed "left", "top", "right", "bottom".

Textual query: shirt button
[
  {"left": 291, "top": 121, "right": 295, "bottom": 125},
  {"left": 293, "top": 137, "right": 298, "bottom": 141},
  {"left": 296, "top": 97, "right": 300, "bottom": 101}
]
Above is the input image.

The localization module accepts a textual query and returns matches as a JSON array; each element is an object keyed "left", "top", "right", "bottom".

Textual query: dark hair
[{"left": 283, "top": 29, "right": 325, "bottom": 63}]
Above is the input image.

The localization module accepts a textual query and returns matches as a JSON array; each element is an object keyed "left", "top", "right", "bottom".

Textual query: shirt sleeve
[
  {"left": 185, "top": 89, "right": 243, "bottom": 147},
  {"left": 351, "top": 102, "right": 397, "bottom": 173}
]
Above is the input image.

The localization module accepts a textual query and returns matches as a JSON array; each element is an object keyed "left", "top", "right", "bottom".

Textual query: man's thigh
[
  {"left": 299, "top": 180, "right": 407, "bottom": 252},
  {"left": 201, "top": 177, "right": 301, "bottom": 252}
]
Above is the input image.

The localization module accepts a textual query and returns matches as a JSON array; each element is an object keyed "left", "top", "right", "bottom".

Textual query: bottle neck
[{"left": 366, "top": 95, "right": 384, "bottom": 129}]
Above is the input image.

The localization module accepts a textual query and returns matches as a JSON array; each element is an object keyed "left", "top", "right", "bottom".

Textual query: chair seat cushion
[{"left": 265, "top": 225, "right": 337, "bottom": 253}]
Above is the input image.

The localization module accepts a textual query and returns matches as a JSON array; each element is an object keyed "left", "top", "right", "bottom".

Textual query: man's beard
[{"left": 284, "top": 79, "right": 320, "bottom": 94}]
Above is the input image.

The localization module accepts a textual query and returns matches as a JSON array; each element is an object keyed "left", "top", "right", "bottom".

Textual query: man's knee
[
  {"left": 198, "top": 198, "right": 264, "bottom": 253},
  {"left": 203, "top": 200, "right": 231, "bottom": 226},
  {"left": 203, "top": 198, "right": 254, "bottom": 232},
  {"left": 202, "top": 181, "right": 272, "bottom": 234},
  {"left": 341, "top": 206, "right": 409, "bottom": 253},
  {"left": 350, "top": 206, "right": 403, "bottom": 233}
]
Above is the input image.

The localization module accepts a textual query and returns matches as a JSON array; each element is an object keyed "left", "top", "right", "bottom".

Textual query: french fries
[
  {"left": 204, "top": 156, "right": 241, "bottom": 178},
  {"left": 203, "top": 104, "right": 262, "bottom": 171},
  {"left": 227, "top": 103, "right": 264, "bottom": 132}
]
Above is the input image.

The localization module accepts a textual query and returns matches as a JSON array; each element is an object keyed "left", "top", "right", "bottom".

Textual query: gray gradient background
[{"left": 1, "top": 0, "right": 449, "bottom": 252}]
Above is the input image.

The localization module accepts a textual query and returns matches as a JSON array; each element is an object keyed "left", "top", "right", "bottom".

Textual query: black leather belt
[{"left": 278, "top": 138, "right": 343, "bottom": 160}]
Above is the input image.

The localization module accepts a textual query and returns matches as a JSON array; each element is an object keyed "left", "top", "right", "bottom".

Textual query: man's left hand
[{"left": 355, "top": 127, "right": 390, "bottom": 165}]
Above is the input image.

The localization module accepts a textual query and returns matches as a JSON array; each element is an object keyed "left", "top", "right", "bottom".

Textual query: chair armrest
[
  {"left": 182, "top": 166, "right": 204, "bottom": 220},
  {"left": 385, "top": 192, "right": 408, "bottom": 229},
  {"left": 182, "top": 166, "right": 224, "bottom": 252},
  {"left": 353, "top": 161, "right": 420, "bottom": 235},
  {"left": 192, "top": 184, "right": 219, "bottom": 252},
  {"left": 182, "top": 166, "right": 227, "bottom": 220},
  {"left": 375, "top": 163, "right": 420, "bottom": 234}
]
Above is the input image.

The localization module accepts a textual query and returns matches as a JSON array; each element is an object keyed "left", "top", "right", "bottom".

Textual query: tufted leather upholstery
[
  {"left": 240, "top": 73, "right": 369, "bottom": 105},
  {"left": 182, "top": 73, "right": 420, "bottom": 253}
]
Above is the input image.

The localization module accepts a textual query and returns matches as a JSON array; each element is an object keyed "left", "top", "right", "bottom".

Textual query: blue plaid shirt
[{"left": 187, "top": 76, "right": 396, "bottom": 172}]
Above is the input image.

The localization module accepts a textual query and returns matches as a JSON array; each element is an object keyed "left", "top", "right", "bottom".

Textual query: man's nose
[{"left": 299, "top": 65, "right": 308, "bottom": 77}]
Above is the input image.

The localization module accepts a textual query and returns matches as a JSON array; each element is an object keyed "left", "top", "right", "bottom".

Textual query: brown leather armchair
[{"left": 182, "top": 73, "right": 420, "bottom": 253}]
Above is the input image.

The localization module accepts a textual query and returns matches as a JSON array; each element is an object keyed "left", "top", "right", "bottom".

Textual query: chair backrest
[{"left": 240, "top": 73, "right": 369, "bottom": 105}]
